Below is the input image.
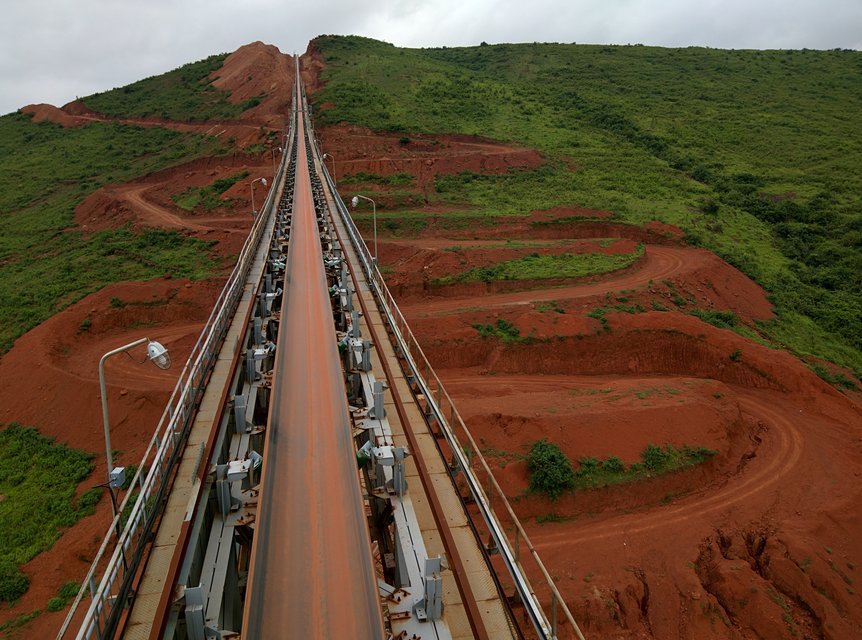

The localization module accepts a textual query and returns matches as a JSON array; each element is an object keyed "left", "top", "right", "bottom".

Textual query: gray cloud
[{"left": 1, "top": 0, "right": 860, "bottom": 115}]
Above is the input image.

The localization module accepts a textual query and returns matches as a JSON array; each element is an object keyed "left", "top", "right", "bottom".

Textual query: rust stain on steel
[{"left": 242, "top": 104, "right": 384, "bottom": 638}]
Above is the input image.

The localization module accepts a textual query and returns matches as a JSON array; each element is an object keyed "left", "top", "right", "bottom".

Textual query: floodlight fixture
[{"left": 351, "top": 194, "right": 378, "bottom": 264}]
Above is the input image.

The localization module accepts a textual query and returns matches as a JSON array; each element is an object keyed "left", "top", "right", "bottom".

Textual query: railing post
[
  {"left": 514, "top": 527, "right": 520, "bottom": 564},
  {"left": 552, "top": 591, "right": 558, "bottom": 637}
]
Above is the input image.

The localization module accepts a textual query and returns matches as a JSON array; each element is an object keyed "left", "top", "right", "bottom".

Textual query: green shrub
[
  {"left": 690, "top": 309, "right": 739, "bottom": 330},
  {"left": 528, "top": 439, "right": 576, "bottom": 499},
  {"left": 46, "top": 581, "right": 80, "bottom": 611},
  {"left": 0, "top": 424, "right": 98, "bottom": 601},
  {"left": 58, "top": 581, "right": 81, "bottom": 600},
  {"left": 472, "top": 318, "right": 524, "bottom": 343},
  {"left": 0, "top": 560, "right": 29, "bottom": 602},
  {"left": 47, "top": 597, "right": 65, "bottom": 612},
  {"left": 810, "top": 363, "right": 858, "bottom": 390},
  {"left": 603, "top": 456, "right": 625, "bottom": 474},
  {"left": 642, "top": 444, "right": 672, "bottom": 471}
]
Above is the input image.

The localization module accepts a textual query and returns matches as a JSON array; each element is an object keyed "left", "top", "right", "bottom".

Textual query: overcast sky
[{"left": 2, "top": 0, "right": 860, "bottom": 116}]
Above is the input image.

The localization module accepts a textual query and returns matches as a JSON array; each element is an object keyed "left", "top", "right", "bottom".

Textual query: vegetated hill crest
[
  {"left": 307, "top": 34, "right": 862, "bottom": 377},
  {"left": 21, "top": 41, "right": 294, "bottom": 130}
]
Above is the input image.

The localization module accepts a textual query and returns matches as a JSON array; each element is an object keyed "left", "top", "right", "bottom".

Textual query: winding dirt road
[
  {"left": 389, "top": 218, "right": 862, "bottom": 637},
  {"left": 402, "top": 244, "right": 689, "bottom": 316},
  {"left": 117, "top": 183, "right": 254, "bottom": 235}
]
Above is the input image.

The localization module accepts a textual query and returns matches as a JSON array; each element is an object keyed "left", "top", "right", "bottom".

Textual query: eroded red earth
[
  {"left": 2, "top": 42, "right": 861, "bottom": 640},
  {"left": 381, "top": 212, "right": 862, "bottom": 639}
]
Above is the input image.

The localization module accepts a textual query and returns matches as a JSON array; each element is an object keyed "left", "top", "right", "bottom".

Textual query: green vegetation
[
  {"left": 688, "top": 309, "right": 739, "bottom": 330},
  {"left": 587, "top": 303, "right": 646, "bottom": 331},
  {"left": 527, "top": 439, "right": 576, "bottom": 500},
  {"left": 536, "top": 512, "right": 575, "bottom": 524},
  {"left": 0, "top": 609, "right": 42, "bottom": 633},
  {"left": 0, "top": 559, "right": 29, "bottom": 602},
  {"left": 526, "top": 438, "right": 716, "bottom": 499},
  {"left": 46, "top": 581, "right": 81, "bottom": 612},
  {"left": 472, "top": 318, "right": 526, "bottom": 343},
  {"left": 436, "top": 245, "right": 643, "bottom": 284},
  {"left": 0, "top": 112, "right": 220, "bottom": 355},
  {"left": 340, "top": 171, "right": 414, "bottom": 186},
  {"left": 571, "top": 444, "right": 717, "bottom": 490},
  {"left": 311, "top": 35, "right": 862, "bottom": 376},
  {"left": 809, "top": 363, "right": 857, "bottom": 390},
  {"left": 82, "top": 54, "right": 249, "bottom": 121},
  {"left": 173, "top": 170, "right": 249, "bottom": 210},
  {"left": 0, "top": 424, "right": 101, "bottom": 601},
  {"left": 536, "top": 301, "right": 566, "bottom": 314}
]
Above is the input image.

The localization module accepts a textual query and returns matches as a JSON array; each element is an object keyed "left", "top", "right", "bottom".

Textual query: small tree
[{"left": 528, "top": 440, "right": 575, "bottom": 499}]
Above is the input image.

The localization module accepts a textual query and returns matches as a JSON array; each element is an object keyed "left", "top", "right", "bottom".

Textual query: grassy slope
[
  {"left": 0, "top": 58, "right": 241, "bottom": 354},
  {"left": 311, "top": 36, "right": 862, "bottom": 375},
  {"left": 0, "top": 425, "right": 100, "bottom": 603},
  {"left": 82, "top": 53, "right": 248, "bottom": 121}
]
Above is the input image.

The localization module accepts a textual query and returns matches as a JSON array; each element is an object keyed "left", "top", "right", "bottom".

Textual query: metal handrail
[
  {"left": 57, "top": 101, "right": 297, "bottom": 640},
  {"left": 317, "top": 153, "right": 585, "bottom": 639}
]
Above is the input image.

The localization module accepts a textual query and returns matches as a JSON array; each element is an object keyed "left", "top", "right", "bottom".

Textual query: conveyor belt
[{"left": 241, "top": 72, "right": 385, "bottom": 639}]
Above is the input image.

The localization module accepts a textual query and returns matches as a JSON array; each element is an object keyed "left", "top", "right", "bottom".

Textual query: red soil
[
  {"left": 209, "top": 41, "right": 294, "bottom": 132},
  {"left": 379, "top": 210, "right": 862, "bottom": 638},
  {"left": 73, "top": 152, "right": 282, "bottom": 262},
  {"left": 381, "top": 237, "right": 643, "bottom": 300},
  {"left": 21, "top": 42, "right": 295, "bottom": 148},
  {"left": 19, "top": 102, "right": 275, "bottom": 149},
  {"left": 314, "top": 122, "right": 544, "bottom": 198},
  {"left": 0, "top": 278, "right": 223, "bottom": 636}
]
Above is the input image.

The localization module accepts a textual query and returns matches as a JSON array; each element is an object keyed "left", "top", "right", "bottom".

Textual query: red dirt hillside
[
  {"left": 21, "top": 42, "right": 295, "bottom": 147},
  {"left": 1, "top": 42, "right": 294, "bottom": 638},
  {"left": 209, "top": 40, "right": 294, "bottom": 129}
]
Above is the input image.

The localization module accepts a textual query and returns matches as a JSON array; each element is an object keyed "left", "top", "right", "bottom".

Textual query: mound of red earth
[
  {"left": 210, "top": 41, "right": 294, "bottom": 128},
  {"left": 377, "top": 205, "right": 862, "bottom": 638},
  {"left": 21, "top": 41, "right": 295, "bottom": 148}
]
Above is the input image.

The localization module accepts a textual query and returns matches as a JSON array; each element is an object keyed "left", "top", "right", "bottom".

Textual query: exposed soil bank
[
  {"left": 0, "top": 278, "right": 223, "bottom": 634},
  {"left": 374, "top": 173, "right": 861, "bottom": 638}
]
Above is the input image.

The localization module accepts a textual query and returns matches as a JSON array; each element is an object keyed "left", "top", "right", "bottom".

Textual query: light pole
[
  {"left": 351, "top": 194, "right": 378, "bottom": 264},
  {"left": 271, "top": 147, "right": 282, "bottom": 175},
  {"left": 250, "top": 177, "right": 268, "bottom": 217},
  {"left": 323, "top": 153, "right": 336, "bottom": 186},
  {"left": 99, "top": 338, "right": 171, "bottom": 516}
]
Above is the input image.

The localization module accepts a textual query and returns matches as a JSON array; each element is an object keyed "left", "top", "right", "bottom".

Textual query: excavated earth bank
[{"left": 378, "top": 211, "right": 862, "bottom": 638}]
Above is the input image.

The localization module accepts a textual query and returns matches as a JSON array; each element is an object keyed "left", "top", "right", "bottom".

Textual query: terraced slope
[{"left": 309, "top": 35, "right": 862, "bottom": 376}]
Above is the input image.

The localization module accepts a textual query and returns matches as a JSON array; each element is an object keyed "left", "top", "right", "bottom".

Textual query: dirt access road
[{"left": 379, "top": 211, "right": 862, "bottom": 639}]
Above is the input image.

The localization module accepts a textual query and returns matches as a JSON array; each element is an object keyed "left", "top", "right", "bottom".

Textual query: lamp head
[
  {"left": 261, "top": 177, "right": 268, "bottom": 187},
  {"left": 147, "top": 341, "right": 171, "bottom": 370},
  {"left": 351, "top": 196, "right": 359, "bottom": 208}
]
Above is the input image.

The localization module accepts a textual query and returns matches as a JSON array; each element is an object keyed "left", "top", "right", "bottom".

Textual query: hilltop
[{"left": 309, "top": 35, "right": 862, "bottom": 377}]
